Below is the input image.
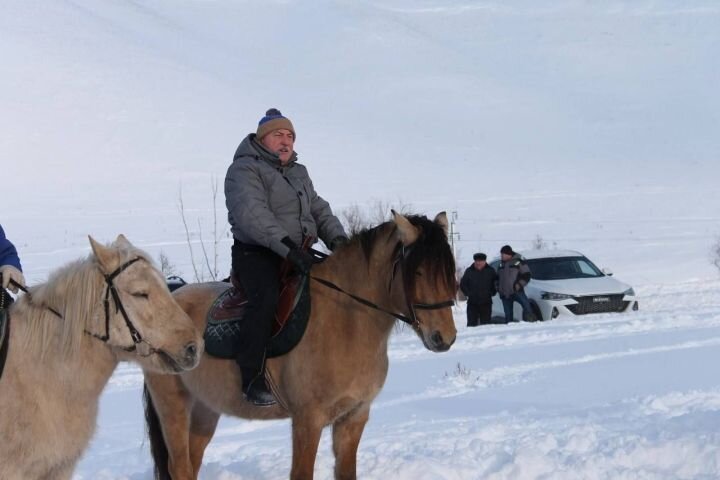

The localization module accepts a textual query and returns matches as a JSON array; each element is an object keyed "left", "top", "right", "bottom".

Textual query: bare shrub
[
  {"left": 340, "top": 198, "right": 414, "bottom": 235},
  {"left": 179, "top": 178, "right": 224, "bottom": 282},
  {"left": 712, "top": 236, "right": 720, "bottom": 275},
  {"left": 340, "top": 204, "right": 366, "bottom": 235},
  {"left": 531, "top": 234, "right": 548, "bottom": 250},
  {"left": 158, "top": 251, "right": 178, "bottom": 277},
  {"left": 443, "top": 362, "right": 479, "bottom": 384}
]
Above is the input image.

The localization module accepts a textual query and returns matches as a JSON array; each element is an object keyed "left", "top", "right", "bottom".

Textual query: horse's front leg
[
  {"left": 290, "top": 412, "right": 325, "bottom": 480},
  {"left": 188, "top": 400, "right": 221, "bottom": 478},
  {"left": 332, "top": 406, "right": 369, "bottom": 480},
  {"left": 145, "top": 374, "right": 195, "bottom": 480}
]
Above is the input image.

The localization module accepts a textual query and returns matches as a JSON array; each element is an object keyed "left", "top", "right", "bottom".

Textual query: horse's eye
[{"left": 132, "top": 292, "right": 149, "bottom": 299}]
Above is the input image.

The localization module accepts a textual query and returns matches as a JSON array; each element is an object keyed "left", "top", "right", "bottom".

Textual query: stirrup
[{"left": 243, "top": 375, "right": 277, "bottom": 407}]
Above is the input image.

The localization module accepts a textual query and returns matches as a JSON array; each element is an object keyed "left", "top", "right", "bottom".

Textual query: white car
[{"left": 489, "top": 250, "right": 638, "bottom": 322}]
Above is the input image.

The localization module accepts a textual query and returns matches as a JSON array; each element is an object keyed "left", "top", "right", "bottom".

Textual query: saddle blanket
[{"left": 204, "top": 276, "right": 311, "bottom": 360}]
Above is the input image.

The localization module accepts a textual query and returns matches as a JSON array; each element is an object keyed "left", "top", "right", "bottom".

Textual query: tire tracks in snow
[{"left": 379, "top": 336, "right": 720, "bottom": 408}]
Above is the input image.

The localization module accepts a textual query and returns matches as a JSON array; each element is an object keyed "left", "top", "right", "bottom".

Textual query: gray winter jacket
[
  {"left": 225, "top": 134, "right": 347, "bottom": 258},
  {"left": 497, "top": 254, "right": 532, "bottom": 298}
]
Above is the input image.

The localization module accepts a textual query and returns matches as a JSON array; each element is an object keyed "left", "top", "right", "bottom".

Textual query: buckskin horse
[
  {"left": 143, "top": 211, "right": 458, "bottom": 479},
  {"left": 0, "top": 235, "right": 202, "bottom": 480}
]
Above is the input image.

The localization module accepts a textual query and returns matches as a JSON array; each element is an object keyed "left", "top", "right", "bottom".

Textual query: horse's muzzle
[
  {"left": 158, "top": 341, "right": 200, "bottom": 372},
  {"left": 428, "top": 330, "right": 455, "bottom": 352},
  {"left": 182, "top": 341, "right": 200, "bottom": 367}
]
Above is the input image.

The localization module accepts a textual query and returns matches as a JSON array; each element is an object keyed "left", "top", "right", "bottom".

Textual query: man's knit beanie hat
[
  {"left": 500, "top": 245, "right": 514, "bottom": 255},
  {"left": 256, "top": 108, "right": 295, "bottom": 140}
]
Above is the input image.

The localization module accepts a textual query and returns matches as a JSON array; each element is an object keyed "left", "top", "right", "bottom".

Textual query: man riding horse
[{"left": 225, "top": 108, "right": 348, "bottom": 406}]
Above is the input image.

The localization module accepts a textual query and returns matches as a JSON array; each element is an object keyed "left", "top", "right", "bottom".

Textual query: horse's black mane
[{"left": 349, "top": 215, "right": 456, "bottom": 294}]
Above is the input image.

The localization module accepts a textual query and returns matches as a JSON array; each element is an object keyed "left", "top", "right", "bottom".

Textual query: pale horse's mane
[{"left": 12, "top": 242, "right": 153, "bottom": 360}]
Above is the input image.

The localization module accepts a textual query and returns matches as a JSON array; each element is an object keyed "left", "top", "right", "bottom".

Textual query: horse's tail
[{"left": 143, "top": 382, "right": 172, "bottom": 480}]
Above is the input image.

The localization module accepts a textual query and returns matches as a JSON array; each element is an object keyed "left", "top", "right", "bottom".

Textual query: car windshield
[{"left": 526, "top": 256, "right": 604, "bottom": 280}]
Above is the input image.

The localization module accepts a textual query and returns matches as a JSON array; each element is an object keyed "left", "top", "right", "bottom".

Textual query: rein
[
  {"left": 6, "top": 257, "right": 158, "bottom": 356},
  {"left": 308, "top": 245, "right": 455, "bottom": 328}
]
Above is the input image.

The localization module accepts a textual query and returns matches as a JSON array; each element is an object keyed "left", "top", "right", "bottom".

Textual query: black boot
[{"left": 241, "top": 367, "right": 277, "bottom": 407}]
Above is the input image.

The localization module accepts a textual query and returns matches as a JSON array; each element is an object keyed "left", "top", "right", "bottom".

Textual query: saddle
[{"left": 203, "top": 254, "right": 312, "bottom": 360}]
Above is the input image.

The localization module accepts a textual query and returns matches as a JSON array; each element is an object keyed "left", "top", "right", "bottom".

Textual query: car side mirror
[{"left": 602, "top": 268, "right": 613, "bottom": 276}]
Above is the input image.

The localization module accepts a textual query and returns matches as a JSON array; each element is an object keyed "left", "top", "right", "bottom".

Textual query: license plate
[{"left": 593, "top": 297, "right": 610, "bottom": 303}]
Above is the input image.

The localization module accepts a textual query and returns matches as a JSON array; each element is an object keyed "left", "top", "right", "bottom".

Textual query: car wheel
[{"left": 530, "top": 302, "right": 544, "bottom": 322}]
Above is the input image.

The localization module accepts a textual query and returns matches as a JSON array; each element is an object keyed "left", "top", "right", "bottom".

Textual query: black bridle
[
  {"left": 309, "top": 244, "right": 455, "bottom": 328},
  {"left": 87, "top": 257, "right": 159, "bottom": 356},
  {"left": 7, "top": 257, "right": 158, "bottom": 356}
]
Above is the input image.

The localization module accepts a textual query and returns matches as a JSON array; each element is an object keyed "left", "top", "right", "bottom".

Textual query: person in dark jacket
[
  {"left": 460, "top": 253, "right": 497, "bottom": 326},
  {"left": 496, "top": 245, "right": 537, "bottom": 322},
  {"left": 0, "top": 224, "right": 25, "bottom": 297},
  {"left": 224, "top": 108, "right": 348, "bottom": 406}
]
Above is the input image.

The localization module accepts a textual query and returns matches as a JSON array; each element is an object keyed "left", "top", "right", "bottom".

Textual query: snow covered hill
[
  {"left": 3, "top": 0, "right": 719, "bottom": 204},
  {"left": 4, "top": 0, "right": 719, "bottom": 282}
]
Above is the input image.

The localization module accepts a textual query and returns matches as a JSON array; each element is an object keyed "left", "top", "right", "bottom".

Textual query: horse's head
[
  {"left": 392, "top": 211, "right": 457, "bottom": 352},
  {"left": 89, "top": 235, "right": 203, "bottom": 373}
]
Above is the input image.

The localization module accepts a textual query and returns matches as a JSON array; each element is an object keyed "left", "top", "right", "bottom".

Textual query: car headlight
[
  {"left": 540, "top": 291, "right": 574, "bottom": 300},
  {"left": 623, "top": 288, "right": 635, "bottom": 296}
]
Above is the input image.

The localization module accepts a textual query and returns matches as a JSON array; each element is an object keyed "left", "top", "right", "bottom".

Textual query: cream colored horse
[
  {"left": 144, "top": 212, "right": 458, "bottom": 479},
  {"left": 0, "top": 235, "right": 203, "bottom": 480}
]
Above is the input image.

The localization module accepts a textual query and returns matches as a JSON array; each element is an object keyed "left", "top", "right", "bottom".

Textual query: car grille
[{"left": 566, "top": 295, "right": 630, "bottom": 315}]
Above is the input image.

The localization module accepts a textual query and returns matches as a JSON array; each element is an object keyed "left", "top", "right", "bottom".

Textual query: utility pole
[
  {"left": 448, "top": 210, "right": 460, "bottom": 260},
  {"left": 448, "top": 210, "right": 462, "bottom": 306}
]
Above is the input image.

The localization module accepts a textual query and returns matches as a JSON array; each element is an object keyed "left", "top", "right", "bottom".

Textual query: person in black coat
[{"left": 460, "top": 253, "right": 498, "bottom": 327}]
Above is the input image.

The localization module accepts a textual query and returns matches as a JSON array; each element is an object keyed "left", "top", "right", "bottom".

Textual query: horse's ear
[
  {"left": 434, "top": 211, "right": 449, "bottom": 237},
  {"left": 114, "top": 234, "right": 132, "bottom": 249},
  {"left": 89, "top": 236, "right": 116, "bottom": 273},
  {"left": 392, "top": 209, "right": 420, "bottom": 246}
]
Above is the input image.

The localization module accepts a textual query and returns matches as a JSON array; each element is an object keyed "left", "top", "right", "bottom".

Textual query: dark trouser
[
  {"left": 231, "top": 241, "right": 282, "bottom": 376},
  {"left": 466, "top": 302, "right": 492, "bottom": 327},
  {"left": 501, "top": 291, "right": 533, "bottom": 323}
]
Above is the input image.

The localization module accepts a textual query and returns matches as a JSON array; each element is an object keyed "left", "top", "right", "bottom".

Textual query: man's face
[
  {"left": 261, "top": 128, "right": 295, "bottom": 165},
  {"left": 474, "top": 259, "right": 486, "bottom": 270},
  {"left": 501, "top": 253, "right": 512, "bottom": 262}
]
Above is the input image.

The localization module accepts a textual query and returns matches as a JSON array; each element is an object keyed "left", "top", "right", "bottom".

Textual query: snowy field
[
  {"left": 2, "top": 0, "right": 720, "bottom": 479},
  {"left": 76, "top": 279, "right": 720, "bottom": 480}
]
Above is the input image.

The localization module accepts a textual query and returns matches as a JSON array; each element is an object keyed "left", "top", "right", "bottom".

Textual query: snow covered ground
[
  {"left": 2, "top": 0, "right": 720, "bottom": 479},
  {"left": 75, "top": 279, "right": 720, "bottom": 479}
]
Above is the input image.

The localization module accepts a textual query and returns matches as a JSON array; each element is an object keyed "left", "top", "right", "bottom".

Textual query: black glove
[
  {"left": 286, "top": 247, "right": 315, "bottom": 274},
  {"left": 281, "top": 236, "right": 315, "bottom": 274},
  {"left": 329, "top": 236, "right": 349, "bottom": 251},
  {"left": 281, "top": 236, "right": 299, "bottom": 250}
]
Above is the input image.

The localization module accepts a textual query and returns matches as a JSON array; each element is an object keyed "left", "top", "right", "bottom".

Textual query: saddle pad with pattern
[{"left": 204, "top": 275, "right": 311, "bottom": 360}]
